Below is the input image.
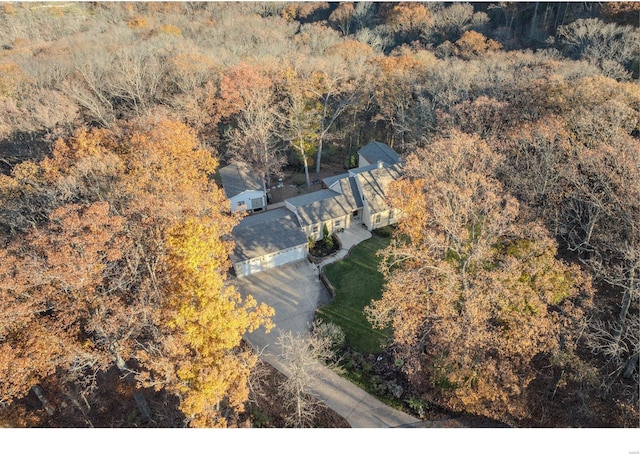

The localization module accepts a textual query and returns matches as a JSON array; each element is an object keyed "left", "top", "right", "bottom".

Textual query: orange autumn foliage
[{"left": 367, "top": 132, "right": 593, "bottom": 423}]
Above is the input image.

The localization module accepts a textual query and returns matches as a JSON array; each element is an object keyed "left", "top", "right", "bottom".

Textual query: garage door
[
  {"left": 251, "top": 197, "right": 264, "bottom": 210},
  {"left": 236, "top": 246, "right": 306, "bottom": 277},
  {"left": 236, "top": 259, "right": 263, "bottom": 277},
  {"left": 269, "top": 246, "right": 306, "bottom": 268}
]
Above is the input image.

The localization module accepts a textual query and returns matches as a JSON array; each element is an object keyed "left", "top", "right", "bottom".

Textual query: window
[
  {"left": 335, "top": 220, "right": 341, "bottom": 227},
  {"left": 375, "top": 214, "right": 381, "bottom": 223},
  {"left": 389, "top": 210, "right": 394, "bottom": 220},
  {"left": 237, "top": 201, "right": 246, "bottom": 207},
  {"left": 312, "top": 225, "right": 319, "bottom": 233}
]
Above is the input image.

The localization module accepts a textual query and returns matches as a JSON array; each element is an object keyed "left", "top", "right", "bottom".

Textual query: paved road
[{"left": 233, "top": 233, "right": 423, "bottom": 428}]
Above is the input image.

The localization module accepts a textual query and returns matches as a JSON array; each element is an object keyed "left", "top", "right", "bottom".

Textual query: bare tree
[
  {"left": 558, "top": 18, "right": 640, "bottom": 80},
  {"left": 226, "top": 90, "right": 286, "bottom": 193},
  {"left": 276, "top": 323, "right": 339, "bottom": 428}
]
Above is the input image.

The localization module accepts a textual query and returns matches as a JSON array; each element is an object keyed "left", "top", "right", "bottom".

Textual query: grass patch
[{"left": 317, "top": 236, "right": 391, "bottom": 353}]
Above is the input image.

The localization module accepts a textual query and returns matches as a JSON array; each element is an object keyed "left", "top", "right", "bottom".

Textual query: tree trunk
[
  {"left": 530, "top": 2, "right": 539, "bottom": 39},
  {"left": 315, "top": 135, "right": 324, "bottom": 176},
  {"left": 299, "top": 137, "right": 312, "bottom": 188},
  {"left": 32, "top": 385, "right": 55, "bottom": 416}
]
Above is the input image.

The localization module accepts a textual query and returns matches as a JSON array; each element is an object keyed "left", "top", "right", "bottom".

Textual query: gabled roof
[
  {"left": 296, "top": 194, "right": 358, "bottom": 227},
  {"left": 348, "top": 163, "right": 383, "bottom": 175},
  {"left": 357, "top": 141, "right": 400, "bottom": 166},
  {"left": 356, "top": 164, "right": 403, "bottom": 214},
  {"left": 219, "top": 164, "right": 263, "bottom": 199},
  {"left": 287, "top": 181, "right": 361, "bottom": 227},
  {"left": 322, "top": 172, "right": 350, "bottom": 188},
  {"left": 230, "top": 208, "right": 307, "bottom": 263},
  {"left": 337, "top": 176, "right": 363, "bottom": 209},
  {"left": 286, "top": 189, "right": 338, "bottom": 208}
]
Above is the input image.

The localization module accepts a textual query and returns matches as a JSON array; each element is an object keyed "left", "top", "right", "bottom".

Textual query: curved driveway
[{"left": 233, "top": 235, "right": 423, "bottom": 428}]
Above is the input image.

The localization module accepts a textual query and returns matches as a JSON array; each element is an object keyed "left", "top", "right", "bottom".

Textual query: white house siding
[
  {"left": 361, "top": 195, "right": 373, "bottom": 230},
  {"left": 363, "top": 208, "right": 399, "bottom": 231},
  {"left": 230, "top": 191, "right": 266, "bottom": 213},
  {"left": 234, "top": 244, "right": 307, "bottom": 277},
  {"left": 305, "top": 214, "right": 351, "bottom": 241}
]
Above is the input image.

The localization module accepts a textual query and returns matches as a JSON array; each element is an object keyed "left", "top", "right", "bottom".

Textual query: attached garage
[{"left": 230, "top": 208, "right": 309, "bottom": 278}]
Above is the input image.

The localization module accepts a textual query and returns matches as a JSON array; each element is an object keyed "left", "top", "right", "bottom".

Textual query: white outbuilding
[{"left": 219, "top": 164, "right": 266, "bottom": 213}]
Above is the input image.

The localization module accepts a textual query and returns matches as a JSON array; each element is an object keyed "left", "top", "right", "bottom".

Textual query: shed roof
[
  {"left": 230, "top": 208, "right": 307, "bottom": 263},
  {"left": 356, "top": 164, "right": 403, "bottom": 214},
  {"left": 219, "top": 164, "right": 263, "bottom": 199},
  {"left": 357, "top": 141, "right": 400, "bottom": 166}
]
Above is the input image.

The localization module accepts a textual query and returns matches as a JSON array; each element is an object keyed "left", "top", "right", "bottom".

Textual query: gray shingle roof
[
  {"left": 219, "top": 164, "right": 263, "bottom": 199},
  {"left": 338, "top": 176, "right": 363, "bottom": 209},
  {"left": 286, "top": 189, "right": 338, "bottom": 208},
  {"left": 322, "top": 172, "right": 350, "bottom": 188},
  {"left": 291, "top": 179, "right": 362, "bottom": 226},
  {"left": 357, "top": 141, "right": 399, "bottom": 166},
  {"left": 356, "top": 164, "right": 403, "bottom": 214},
  {"left": 295, "top": 194, "right": 358, "bottom": 226},
  {"left": 230, "top": 208, "right": 307, "bottom": 263}
]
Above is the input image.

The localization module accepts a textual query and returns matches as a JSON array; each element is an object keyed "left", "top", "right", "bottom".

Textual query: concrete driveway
[
  {"left": 232, "top": 257, "right": 422, "bottom": 428},
  {"left": 234, "top": 259, "right": 330, "bottom": 344}
]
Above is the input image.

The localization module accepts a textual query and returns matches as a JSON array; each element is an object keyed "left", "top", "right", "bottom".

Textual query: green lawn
[{"left": 317, "top": 235, "right": 391, "bottom": 353}]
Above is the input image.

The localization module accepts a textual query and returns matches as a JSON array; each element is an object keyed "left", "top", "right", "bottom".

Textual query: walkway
[{"left": 316, "top": 224, "right": 372, "bottom": 270}]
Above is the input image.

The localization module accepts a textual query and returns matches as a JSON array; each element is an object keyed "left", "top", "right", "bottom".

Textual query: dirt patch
[
  {"left": 0, "top": 359, "right": 350, "bottom": 428},
  {"left": 268, "top": 162, "right": 350, "bottom": 204},
  {"left": 242, "top": 360, "right": 351, "bottom": 428}
]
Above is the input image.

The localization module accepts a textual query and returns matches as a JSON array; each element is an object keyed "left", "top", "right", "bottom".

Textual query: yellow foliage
[
  {"left": 162, "top": 217, "right": 274, "bottom": 426},
  {"left": 2, "top": 2, "right": 15, "bottom": 15},
  {"left": 128, "top": 16, "right": 149, "bottom": 28},
  {"left": 157, "top": 24, "right": 181, "bottom": 36},
  {"left": 455, "top": 30, "right": 502, "bottom": 59}
]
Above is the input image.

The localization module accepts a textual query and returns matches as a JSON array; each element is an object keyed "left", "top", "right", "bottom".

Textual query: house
[
  {"left": 230, "top": 207, "right": 308, "bottom": 277},
  {"left": 355, "top": 163, "right": 403, "bottom": 231},
  {"left": 285, "top": 176, "right": 363, "bottom": 241},
  {"left": 357, "top": 141, "right": 399, "bottom": 168},
  {"left": 228, "top": 141, "right": 403, "bottom": 277},
  {"left": 218, "top": 164, "right": 266, "bottom": 213}
]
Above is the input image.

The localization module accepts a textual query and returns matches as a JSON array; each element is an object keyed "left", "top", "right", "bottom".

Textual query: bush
[
  {"left": 344, "top": 154, "right": 358, "bottom": 169},
  {"left": 324, "top": 233, "right": 334, "bottom": 249},
  {"left": 313, "top": 321, "right": 346, "bottom": 351},
  {"left": 291, "top": 173, "right": 308, "bottom": 186},
  {"left": 374, "top": 225, "right": 395, "bottom": 238}
]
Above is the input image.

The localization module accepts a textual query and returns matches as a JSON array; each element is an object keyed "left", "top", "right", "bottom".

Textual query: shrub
[
  {"left": 324, "top": 233, "right": 334, "bottom": 249},
  {"left": 374, "top": 225, "right": 395, "bottom": 238},
  {"left": 128, "top": 16, "right": 149, "bottom": 28},
  {"left": 291, "top": 173, "right": 307, "bottom": 186},
  {"left": 313, "top": 321, "right": 346, "bottom": 351},
  {"left": 158, "top": 24, "right": 182, "bottom": 35},
  {"left": 344, "top": 154, "right": 357, "bottom": 169}
]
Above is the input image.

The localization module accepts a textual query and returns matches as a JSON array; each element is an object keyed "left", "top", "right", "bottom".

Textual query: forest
[{"left": 0, "top": 2, "right": 638, "bottom": 428}]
